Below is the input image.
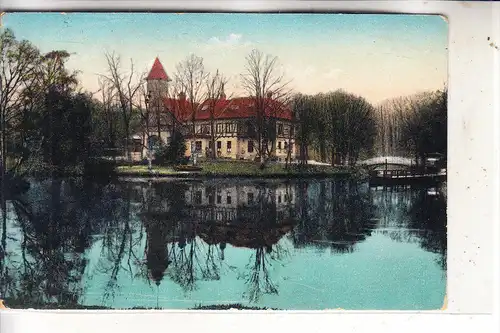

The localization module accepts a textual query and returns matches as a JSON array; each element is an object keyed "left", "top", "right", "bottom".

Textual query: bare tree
[
  {"left": 240, "top": 49, "right": 292, "bottom": 164},
  {"left": 97, "top": 77, "right": 118, "bottom": 151},
  {"left": 204, "top": 70, "right": 234, "bottom": 159},
  {"left": 101, "top": 51, "right": 144, "bottom": 162},
  {"left": 174, "top": 54, "right": 208, "bottom": 136},
  {"left": 291, "top": 94, "right": 314, "bottom": 165}
]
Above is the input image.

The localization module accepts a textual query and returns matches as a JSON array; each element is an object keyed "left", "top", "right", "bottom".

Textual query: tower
[
  {"left": 146, "top": 57, "right": 170, "bottom": 100},
  {"left": 145, "top": 57, "right": 171, "bottom": 153}
]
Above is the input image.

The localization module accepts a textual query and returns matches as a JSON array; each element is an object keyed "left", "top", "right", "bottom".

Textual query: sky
[{"left": 3, "top": 13, "right": 448, "bottom": 104}]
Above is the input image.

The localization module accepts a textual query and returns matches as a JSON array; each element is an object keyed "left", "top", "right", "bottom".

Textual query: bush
[{"left": 154, "top": 132, "right": 187, "bottom": 165}]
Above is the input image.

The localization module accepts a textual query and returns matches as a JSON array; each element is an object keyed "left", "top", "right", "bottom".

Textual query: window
[
  {"left": 216, "top": 123, "right": 224, "bottom": 133},
  {"left": 278, "top": 195, "right": 282, "bottom": 204},
  {"left": 277, "top": 141, "right": 282, "bottom": 150},
  {"left": 248, "top": 140, "right": 254, "bottom": 153},
  {"left": 284, "top": 141, "right": 288, "bottom": 150},
  {"left": 247, "top": 192, "right": 254, "bottom": 204},
  {"left": 195, "top": 141, "right": 202, "bottom": 152},
  {"left": 201, "top": 124, "right": 210, "bottom": 134},
  {"left": 194, "top": 191, "right": 202, "bottom": 205},
  {"left": 225, "top": 123, "right": 232, "bottom": 133},
  {"left": 227, "top": 141, "right": 232, "bottom": 152},
  {"left": 217, "top": 141, "right": 222, "bottom": 151},
  {"left": 208, "top": 192, "right": 214, "bottom": 204},
  {"left": 278, "top": 124, "right": 284, "bottom": 135},
  {"left": 226, "top": 195, "right": 232, "bottom": 205},
  {"left": 217, "top": 195, "right": 222, "bottom": 204}
]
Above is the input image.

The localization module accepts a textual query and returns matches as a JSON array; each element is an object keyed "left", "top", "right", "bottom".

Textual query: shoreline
[
  {"left": 115, "top": 170, "right": 357, "bottom": 180},
  {"left": 114, "top": 161, "right": 363, "bottom": 180},
  {"left": 0, "top": 298, "right": 278, "bottom": 311}
]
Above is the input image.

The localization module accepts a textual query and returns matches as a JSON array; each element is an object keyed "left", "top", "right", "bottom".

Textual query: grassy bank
[{"left": 116, "top": 160, "right": 362, "bottom": 179}]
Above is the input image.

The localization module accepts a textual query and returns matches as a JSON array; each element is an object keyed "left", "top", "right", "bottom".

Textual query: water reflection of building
[
  {"left": 183, "top": 181, "right": 296, "bottom": 226},
  {"left": 137, "top": 181, "right": 297, "bottom": 287}
]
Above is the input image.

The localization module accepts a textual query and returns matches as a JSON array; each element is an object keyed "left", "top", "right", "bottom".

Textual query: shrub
[{"left": 154, "top": 131, "right": 187, "bottom": 165}]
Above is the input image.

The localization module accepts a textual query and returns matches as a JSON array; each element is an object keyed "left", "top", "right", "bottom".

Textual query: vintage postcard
[{"left": 0, "top": 12, "right": 447, "bottom": 310}]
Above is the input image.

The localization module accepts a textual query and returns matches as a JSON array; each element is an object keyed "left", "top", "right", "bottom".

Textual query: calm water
[{"left": 0, "top": 177, "right": 446, "bottom": 310}]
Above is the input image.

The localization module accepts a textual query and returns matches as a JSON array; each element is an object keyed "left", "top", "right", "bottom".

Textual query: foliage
[
  {"left": 0, "top": 28, "right": 41, "bottom": 175},
  {"left": 292, "top": 90, "right": 377, "bottom": 166},
  {"left": 154, "top": 131, "right": 187, "bottom": 165}
]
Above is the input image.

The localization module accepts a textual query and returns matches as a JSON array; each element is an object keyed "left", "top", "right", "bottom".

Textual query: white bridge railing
[{"left": 358, "top": 156, "right": 416, "bottom": 166}]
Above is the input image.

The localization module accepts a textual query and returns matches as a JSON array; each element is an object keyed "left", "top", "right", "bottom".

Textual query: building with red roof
[{"left": 141, "top": 57, "right": 296, "bottom": 162}]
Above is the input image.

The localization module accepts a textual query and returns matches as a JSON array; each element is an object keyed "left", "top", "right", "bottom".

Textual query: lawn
[
  {"left": 116, "top": 165, "right": 177, "bottom": 175},
  {"left": 116, "top": 160, "right": 357, "bottom": 178}
]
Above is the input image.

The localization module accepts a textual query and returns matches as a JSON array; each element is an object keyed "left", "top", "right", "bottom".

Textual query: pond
[{"left": 0, "top": 177, "right": 446, "bottom": 310}]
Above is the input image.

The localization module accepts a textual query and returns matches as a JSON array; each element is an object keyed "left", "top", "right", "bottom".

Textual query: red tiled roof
[
  {"left": 163, "top": 96, "right": 293, "bottom": 122},
  {"left": 147, "top": 57, "right": 169, "bottom": 80}
]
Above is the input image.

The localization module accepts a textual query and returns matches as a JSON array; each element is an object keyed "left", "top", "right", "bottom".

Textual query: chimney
[{"left": 178, "top": 91, "right": 186, "bottom": 101}]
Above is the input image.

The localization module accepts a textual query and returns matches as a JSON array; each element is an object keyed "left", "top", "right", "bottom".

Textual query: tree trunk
[
  {"left": 124, "top": 126, "right": 131, "bottom": 164},
  {"left": 320, "top": 140, "right": 326, "bottom": 163},
  {"left": 210, "top": 119, "right": 216, "bottom": 160}
]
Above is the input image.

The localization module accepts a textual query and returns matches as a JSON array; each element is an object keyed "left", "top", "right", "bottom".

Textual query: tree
[
  {"left": 0, "top": 28, "right": 40, "bottom": 176},
  {"left": 102, "top": 52, "right": 144, "bottom": 162},
  {"left": 97, "top": 77, "right": 118, "bottom": 150},
  {"left": 240, "top": 49, "right": 292, "bottom": 164},
  {"left": 379, "top": 89, "right": 447, "bottom": 166},
  {"left": 174, "top": 54, "right": 208, "bottom": 136},
  {"left": 204, "top": 70, "right": 233, "bottom": 159},
  {"left": 36, "top": 51, "right": 85, "bottom": 171},
  {"left": 291, "top": 90, "right": 376, "bottom": 166},
  {"left": 154, "top": 130, "right": 187, "bottom": 165},
  {"left": 291, "top": 94, "right": 315, "bottom": 164}
]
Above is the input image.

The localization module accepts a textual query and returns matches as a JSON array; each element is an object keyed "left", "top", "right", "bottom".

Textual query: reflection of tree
[
  {"left": 136, "top": 180, "right": 296, "bottom": 301},
  {"left": 241, "top": 243, "right": 290, "bottom": 303},
  {"left": 138, "top": 182, "right": 205, "bottom": 292},
  {"left": 243, "top": 247, "right": 277, "bottom": 302},
  {"left": 372, "top": 187, "right": 447, "bottom": 270},
  {"left": 291, "top": 180, "right": 376, "bottom": 253},
  {"left": 96, "top": 182, "right": 144, "bottom": 303},
  {"left": 167, "top": 231, "right": 201, "bottom": 292},
  {"left": 0, "top": 178, "right": 116, "bottom": 308},
  {"left": 407, "top": 189, "right": 447, "bottom": 270}
]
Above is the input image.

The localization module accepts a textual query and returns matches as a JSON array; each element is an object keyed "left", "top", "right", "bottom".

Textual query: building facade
[{"left": 141, "top": 57, "right": 297, "bottom": 162}]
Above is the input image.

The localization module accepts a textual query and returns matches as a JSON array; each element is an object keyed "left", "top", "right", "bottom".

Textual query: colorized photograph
[{"left": 0, "top": 13, "right": 447, "bottom": 310}]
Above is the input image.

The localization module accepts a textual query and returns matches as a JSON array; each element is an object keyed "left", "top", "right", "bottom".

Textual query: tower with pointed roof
[
  {"left": 144, "top": 57, "right": 172, "bottom": 155},
  {"left": 146, "top": 57, "right": 170, "bottom": 99}
]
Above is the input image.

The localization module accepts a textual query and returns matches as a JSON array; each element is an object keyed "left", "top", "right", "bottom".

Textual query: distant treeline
[{"left": 291, "top": 89, "right": 446, "bottom": 166}]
